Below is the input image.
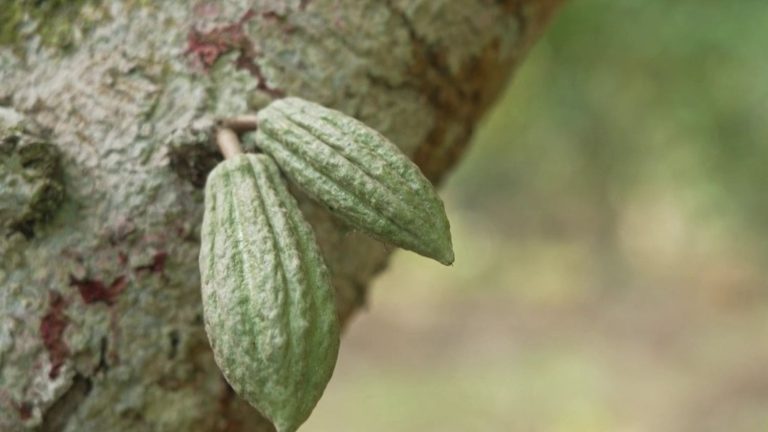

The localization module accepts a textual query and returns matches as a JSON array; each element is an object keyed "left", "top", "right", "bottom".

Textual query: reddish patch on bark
[
  {"left": 186, "top": 9, "right": 284, "bottom": 96},
  {"left": 40, "top": 291, "right": 69, "bottom": 379},
  {"left": 17, "top": 401, "right": 33, "bottom": 420},
  {"left": 70, "top": 275, "right": 128, "bottom": 306},
  {"left": 186, "top": 9, "right": 256, "bottom": 68},
  {"left": 134, "top": 252, "right": 168, "bottom": 274},
  {"left": 118, "top": 251, "right": 129, "bottom": 266}
]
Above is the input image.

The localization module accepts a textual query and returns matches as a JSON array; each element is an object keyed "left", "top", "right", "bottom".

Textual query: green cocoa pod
[
  {"left": 252, "top": 97, "right": 454, "bottom": 265},
  {"left": 199, "top": 153, "right": 340, "bottom": 432}
]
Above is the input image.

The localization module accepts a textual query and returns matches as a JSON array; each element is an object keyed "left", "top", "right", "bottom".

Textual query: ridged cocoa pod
[
  {"left": 252, "top": 97, "right": 454, "bottom": 265},
  {"left": 199, "top": 153, "right": 340, "bottom": 432}
]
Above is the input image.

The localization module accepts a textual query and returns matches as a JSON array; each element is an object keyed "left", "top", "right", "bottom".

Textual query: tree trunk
[{"left": 0, "top": 1, "right": 561, "bottom": 430}]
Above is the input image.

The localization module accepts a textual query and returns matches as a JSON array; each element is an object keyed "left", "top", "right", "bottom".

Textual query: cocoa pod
[
  {"left": 200, "top": 153, "right": 340, "bottom": 432},
  {"left": 252, "top": 97, "right": 454, "bottom": 265}
]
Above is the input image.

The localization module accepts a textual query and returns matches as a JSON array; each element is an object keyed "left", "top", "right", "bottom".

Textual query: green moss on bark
[
  {"left": 0, "top": 127, "right": 64, "bottom": 239},
  {"left": 0, "top": 0, "right": 105, "bottom": 51}
]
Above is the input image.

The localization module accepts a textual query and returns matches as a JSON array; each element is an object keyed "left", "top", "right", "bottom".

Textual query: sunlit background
[{"left": 306, "top": 1, "right": 768, "bottom": 431}]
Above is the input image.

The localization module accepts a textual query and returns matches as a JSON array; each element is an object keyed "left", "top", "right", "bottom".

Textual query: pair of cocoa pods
[{"left": 200, "top": 97, "right": 453, "bottom": 432}]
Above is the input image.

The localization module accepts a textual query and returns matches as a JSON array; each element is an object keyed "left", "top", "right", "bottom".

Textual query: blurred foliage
[
  {"left": 453, "top": 0, "right": 768, "bottom": 252},
  {"left": 306, "top": 1, "right": 768, "bottom": 431}
]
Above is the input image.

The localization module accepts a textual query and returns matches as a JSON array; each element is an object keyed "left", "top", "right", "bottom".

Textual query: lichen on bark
[
  {"left": 0, "top": 0, "right": 561, "bottom": 430},
  {"left": 0, "top": 111, "right": 65, "bottom": 239}
]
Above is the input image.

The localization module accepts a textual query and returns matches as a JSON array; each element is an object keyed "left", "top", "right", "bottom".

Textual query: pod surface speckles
[
  {"left": 200, "top": 154, "right": 340, "bottom": 432},
  {"left": 253, "top": 97, "right": 454, "bottom": 265}
]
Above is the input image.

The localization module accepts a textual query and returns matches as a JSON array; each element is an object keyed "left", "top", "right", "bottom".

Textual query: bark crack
[
  {"left": 39, "top": 374, "right": 92, "bottom": 432},
  {"left": 381, "top": 0, "right": 468, "bottom": 104},
  {"left": 378, "top": 0, "right": 543, "bottom": 182}
]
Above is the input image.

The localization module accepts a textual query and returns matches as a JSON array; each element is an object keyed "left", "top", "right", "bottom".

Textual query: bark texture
[{"left": 0, "top": 1, "right": 560, "bottom": 430}]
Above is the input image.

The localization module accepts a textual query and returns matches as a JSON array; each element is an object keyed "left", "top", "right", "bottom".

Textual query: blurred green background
[{"left": 306, "top": 1, "right": 768, "bottom": 431}]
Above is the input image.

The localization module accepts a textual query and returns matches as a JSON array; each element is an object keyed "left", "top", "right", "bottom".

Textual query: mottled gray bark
[{"left": 0, "top": 1, "right": 560, "bottom": 430}]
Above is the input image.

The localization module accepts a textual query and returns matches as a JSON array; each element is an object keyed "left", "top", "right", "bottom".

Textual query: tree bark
[{"left": 0, "top": 1, "right": 561, "bottom": 430}]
